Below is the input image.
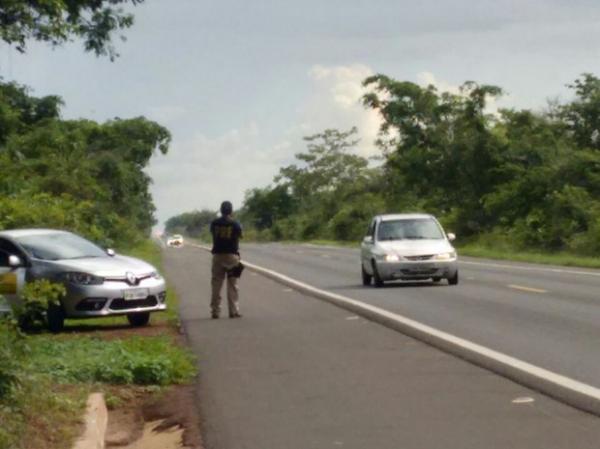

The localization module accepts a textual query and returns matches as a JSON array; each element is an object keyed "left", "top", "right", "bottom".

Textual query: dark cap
[{"left": 220, "top": 201, "right": 233, "bottom": 216}]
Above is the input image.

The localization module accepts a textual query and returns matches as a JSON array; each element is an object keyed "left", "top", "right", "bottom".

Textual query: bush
[
  {"left": 14, "top": 279, "right": 65, "bottom": 330},
  {"left": 0, "top": 318, "right": 27, "bottom": 399},
  {"left": 29, "top": 335, "right": 195, "bottom": 386}
]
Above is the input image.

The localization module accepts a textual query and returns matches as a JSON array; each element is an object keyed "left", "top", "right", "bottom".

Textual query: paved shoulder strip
[{"left": 189, "top": 243, "right": 600, "bottom": 416}]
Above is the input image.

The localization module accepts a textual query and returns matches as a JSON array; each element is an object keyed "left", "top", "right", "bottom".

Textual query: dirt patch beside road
[{"left": 105, "top": 384, "right": 203, "bottom": 448}]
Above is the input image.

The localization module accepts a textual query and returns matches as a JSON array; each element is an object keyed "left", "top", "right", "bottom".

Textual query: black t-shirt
[{"left": 210, "top": 216, "right": 243, "bottom": 254}]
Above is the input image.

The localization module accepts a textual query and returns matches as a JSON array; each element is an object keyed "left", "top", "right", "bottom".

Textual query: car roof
[
  {"left": 0, "top": 229, "right": 70, "bottom": 239},
  {"left": 377, "top": 213, "right": 435, "bottom": 222}
]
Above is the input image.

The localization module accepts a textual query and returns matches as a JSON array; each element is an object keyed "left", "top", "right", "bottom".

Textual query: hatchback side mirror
[
  {"left": 447, "top": 233, "right": 456, "bottom": 242},
  {"left": 8, "top": 255, "right": 22, "bottom": 267},
  {"left": 363, "top": 235, "right": 374, "bottom": 244},
  {"left": 106, "top": 248, "right": 115, "bottom": 257}
]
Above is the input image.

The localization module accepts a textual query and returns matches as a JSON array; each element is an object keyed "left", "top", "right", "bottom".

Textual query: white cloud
[
  {"left": 146, "top": 123, "right": 292, "bottom": 225},
  {"left": 147, "top": 64, "right": 390, "bottom": 226},
  {"left": 416, "top": 71, "right": 511, "bottom": 116},
  {"left": 146, "top": 105, "right": 187, "bottom": 124},
  {"left": 417, "top": 71, "right": 461, "bottom": 95},
  {"left": 302, "top": 64, "right": 383, "bottom": 157}
]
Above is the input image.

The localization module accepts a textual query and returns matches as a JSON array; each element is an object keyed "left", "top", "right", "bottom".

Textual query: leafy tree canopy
[
  {"left": 0, "top": 80, "right": 170, "bottom": 247},
  {"left": 0, "top": 0, "right": 144, "bottom": 59}
]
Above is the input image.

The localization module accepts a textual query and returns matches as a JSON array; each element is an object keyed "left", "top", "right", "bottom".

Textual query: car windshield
[
  {"left": 377, "top": 219, "right": 445, "bottom": 241},
  {"left": 13, "top": 233, "right": 107, "bottom": 261}
]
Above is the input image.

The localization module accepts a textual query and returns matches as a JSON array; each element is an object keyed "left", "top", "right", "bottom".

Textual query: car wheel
[
  {"left": 361, "top": 264, "right": 372, "bottom": 286},
  {"left": 448, "top": 271, "right": 459, "bottom": 286},
  {"left": 127, "top": 312, "right": 150, "bottom": 327},
  {"left": 372, "top": 261, "right": 384, "bottom": 288},
  {"left": 47, "top": 303, "right": 65, "bottom": 333},
  {"left": 432, "top": 277, "right": 442, "bottom": 283}
]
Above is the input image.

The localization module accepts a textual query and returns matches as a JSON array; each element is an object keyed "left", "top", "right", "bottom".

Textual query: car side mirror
[
  {"left": 447, "top": 233, "right": 456, "bottom": 242},
  {"left": 363, "top": 235, "right": 374, "bottom": 244},
  {"left": 106, "top": 248, "right": 115, "bottom": 257},
  {"left": 8, "top": 255, "right": 22, "bottom": 267}
]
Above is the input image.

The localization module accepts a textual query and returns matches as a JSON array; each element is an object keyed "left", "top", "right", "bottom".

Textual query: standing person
[{"left": 210, "top": 201, "right": 243, "bottom": 319}]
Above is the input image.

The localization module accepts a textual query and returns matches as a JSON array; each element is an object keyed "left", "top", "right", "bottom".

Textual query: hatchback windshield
[
  {"left": 14, "top": 232, "right": 107, "bottom": 261},
  {"left": 377, "top": 219, "right": 445, "bottom": 241}
]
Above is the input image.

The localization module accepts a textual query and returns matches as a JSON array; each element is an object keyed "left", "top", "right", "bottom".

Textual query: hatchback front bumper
[{"left": 376, "top": 259, "right": 458, "bottom": 281}]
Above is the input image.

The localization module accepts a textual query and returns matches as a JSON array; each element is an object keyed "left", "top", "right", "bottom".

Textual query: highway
[
  {"left": 164, "top": 246, "right": 600, "bottom": 449},
  {"left": 239, "top": 243, "right": 600, "bottom": 388}
]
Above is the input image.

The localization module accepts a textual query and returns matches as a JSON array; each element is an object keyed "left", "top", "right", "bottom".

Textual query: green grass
[
  {"left": 0, "top": 321, "right": 89, "bottom": 449},
  {"left": 456, "top": 243, "right": 600, "bottom": 269},
  {"left": 28, "top": 334, "right": 195, "bottom": 385},
  {"left": 0, "top": 239, "right": 195, "bottom": 449}
]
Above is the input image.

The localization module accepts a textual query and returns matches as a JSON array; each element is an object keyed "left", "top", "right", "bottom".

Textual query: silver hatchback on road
[
  {"left": 360, "top": 214, "right": 458, "bottom": 287},
  {"left": 0, "top": 229, "right": 167, "bottom": 331}
]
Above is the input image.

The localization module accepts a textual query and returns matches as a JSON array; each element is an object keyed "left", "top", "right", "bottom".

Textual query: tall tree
[{"left": 0, "top": 0, "right": 144, "bottom": 59}]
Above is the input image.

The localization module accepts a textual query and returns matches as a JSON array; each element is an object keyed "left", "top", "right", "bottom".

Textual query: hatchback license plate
[{"left": 123, "top": 288, "right": 149, "bottom": 301}]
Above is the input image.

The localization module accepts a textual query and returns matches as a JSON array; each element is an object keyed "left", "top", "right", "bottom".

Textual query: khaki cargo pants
[{"left": 210, "top": 253, "right": 240, "bottom": 317}]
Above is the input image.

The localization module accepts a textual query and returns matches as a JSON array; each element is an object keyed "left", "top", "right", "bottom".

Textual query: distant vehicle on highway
[
  {"left": 0, "top": 229, "right": 167, "bottom": 332},
  {"left": 360, "top": 214, "right": 458, "bottom": 287},
  {"left": 166, "top": 234, "right": 184, "bottom": 247}
]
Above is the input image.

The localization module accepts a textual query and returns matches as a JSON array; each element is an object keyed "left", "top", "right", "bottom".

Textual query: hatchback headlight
[
  {"left": 433, "top": 252, "right": 457, "bottom": 261},
  {"left": 384, "top": 254, "right": 400, "bottom": 262},
  {"left": 59, "top": 272, "right": 104, "bottom": 285}
]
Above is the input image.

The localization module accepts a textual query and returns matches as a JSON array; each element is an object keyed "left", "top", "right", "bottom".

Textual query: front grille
[
  {"left": 404, "top": 255, "right": 434, "bottom": 261},
  {"left": 400, "top": 268, "right": 438, "bottom": 275},
  {"left": 76, "top": 298, "right": 107, "bottom": 311},
  {"left": 110, "top": 296, "right": 158, "bottom": 311}
]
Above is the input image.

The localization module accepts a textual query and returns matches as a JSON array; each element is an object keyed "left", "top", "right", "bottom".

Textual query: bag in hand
[{"left": 228, "top": 262, "right": 245, "bottom": 278}]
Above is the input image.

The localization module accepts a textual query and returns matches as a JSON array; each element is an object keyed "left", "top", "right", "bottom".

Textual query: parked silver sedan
[
  {"left": 360, "top": 214, "right": 458, "bottom": 287},
  {"left": 0, "top": 229, "right": 167, "bottom": 331}
]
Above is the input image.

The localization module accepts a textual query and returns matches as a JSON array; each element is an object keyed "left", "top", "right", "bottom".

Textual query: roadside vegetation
[
  {"left": 168, "top": 75, "right": 600, "bottom": 266},
  {"left": 0, "top": 242, "right": 195, "bottom": 449},
  {"left": 0, "top": 3, "right": 198, "bottom": 448}
]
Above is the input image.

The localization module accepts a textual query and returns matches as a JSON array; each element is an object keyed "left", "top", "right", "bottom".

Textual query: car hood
[
  {"left": 376, "top": 239, "right": 455, "bottom": 256},
  {"left": 49, "top": 255, "right": 156, "bottom": 277}
]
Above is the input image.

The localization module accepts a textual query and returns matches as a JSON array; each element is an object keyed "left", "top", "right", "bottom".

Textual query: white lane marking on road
[
  {"left": 283, "top": 288, "right": 293, "bottom": 292},
  {"left": 512, "top": 397, "right": 535, "bottom": 404},
  {"left": 345, "top": 316, "right": 360, "bottom": 320},
  {"left": 321, "top": 254, "right": 331, "bottom": 258},
  {"left": 188, "top": 242, "right": 600, "bottom": 412},
  {"left": 508, "top": 284, "right": 547, "bottom": 294},
  {"left": 461, "top": 260, "right": 600, "bottom": 278},
  {"left": 239, "top": 260, "right": 600, "bottom": 409}
]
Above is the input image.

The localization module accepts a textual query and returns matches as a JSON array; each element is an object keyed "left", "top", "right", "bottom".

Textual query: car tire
[
  {"left": 448, "top": 271, "right": 459, "bottom": 286},
  {"left": 372, "top": 261, "right": 384, "bottom": 288},
  {"left": 432, "top": 277, "right": 442, "bottom": 283},
  {"left": 361, "top": 265, "right": 372, "bottom": 286},
  {"left": 127, "top": 312, "right": 150, "bottom": 327},
  {"left": 47, "top": 303, "right": 65, "bottom": 333}
]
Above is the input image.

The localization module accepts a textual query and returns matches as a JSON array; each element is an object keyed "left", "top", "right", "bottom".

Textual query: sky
[{"left": 2, "top": 0, "right": 600, "bottom": 227}]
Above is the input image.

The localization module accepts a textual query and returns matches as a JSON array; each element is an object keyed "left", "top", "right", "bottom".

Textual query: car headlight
[
  {"left": 433, "top": 252, "right": 457, "bottom": 261},
  {"left": 151, "top": 271, "right": 163, "bottom": 280},
  {"left": 384, "top": 254, "right": 400, "bottom": 262},
  {"left": 59, "top": 272, "right": 104, "bottom": 285}
]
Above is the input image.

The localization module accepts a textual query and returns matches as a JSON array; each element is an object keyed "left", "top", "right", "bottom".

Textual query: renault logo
[{"left": 126, "top": 272, "right": 137, "bottom": 286}]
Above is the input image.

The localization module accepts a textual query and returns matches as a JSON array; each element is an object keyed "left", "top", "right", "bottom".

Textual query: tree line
[
  {"left": 221, "top": 74, "right": 600, "bottom": 255},
  {"left": 0, "top": 80, "right": 170, "bottom": 247}
]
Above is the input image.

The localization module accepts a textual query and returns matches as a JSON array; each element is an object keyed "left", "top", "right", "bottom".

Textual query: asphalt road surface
[
  {"left": 163, "top": 246, "right": 600, "bottom": 449},
  {"left": 238, "top": 243, "right": 600, "bottom": 388}
]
